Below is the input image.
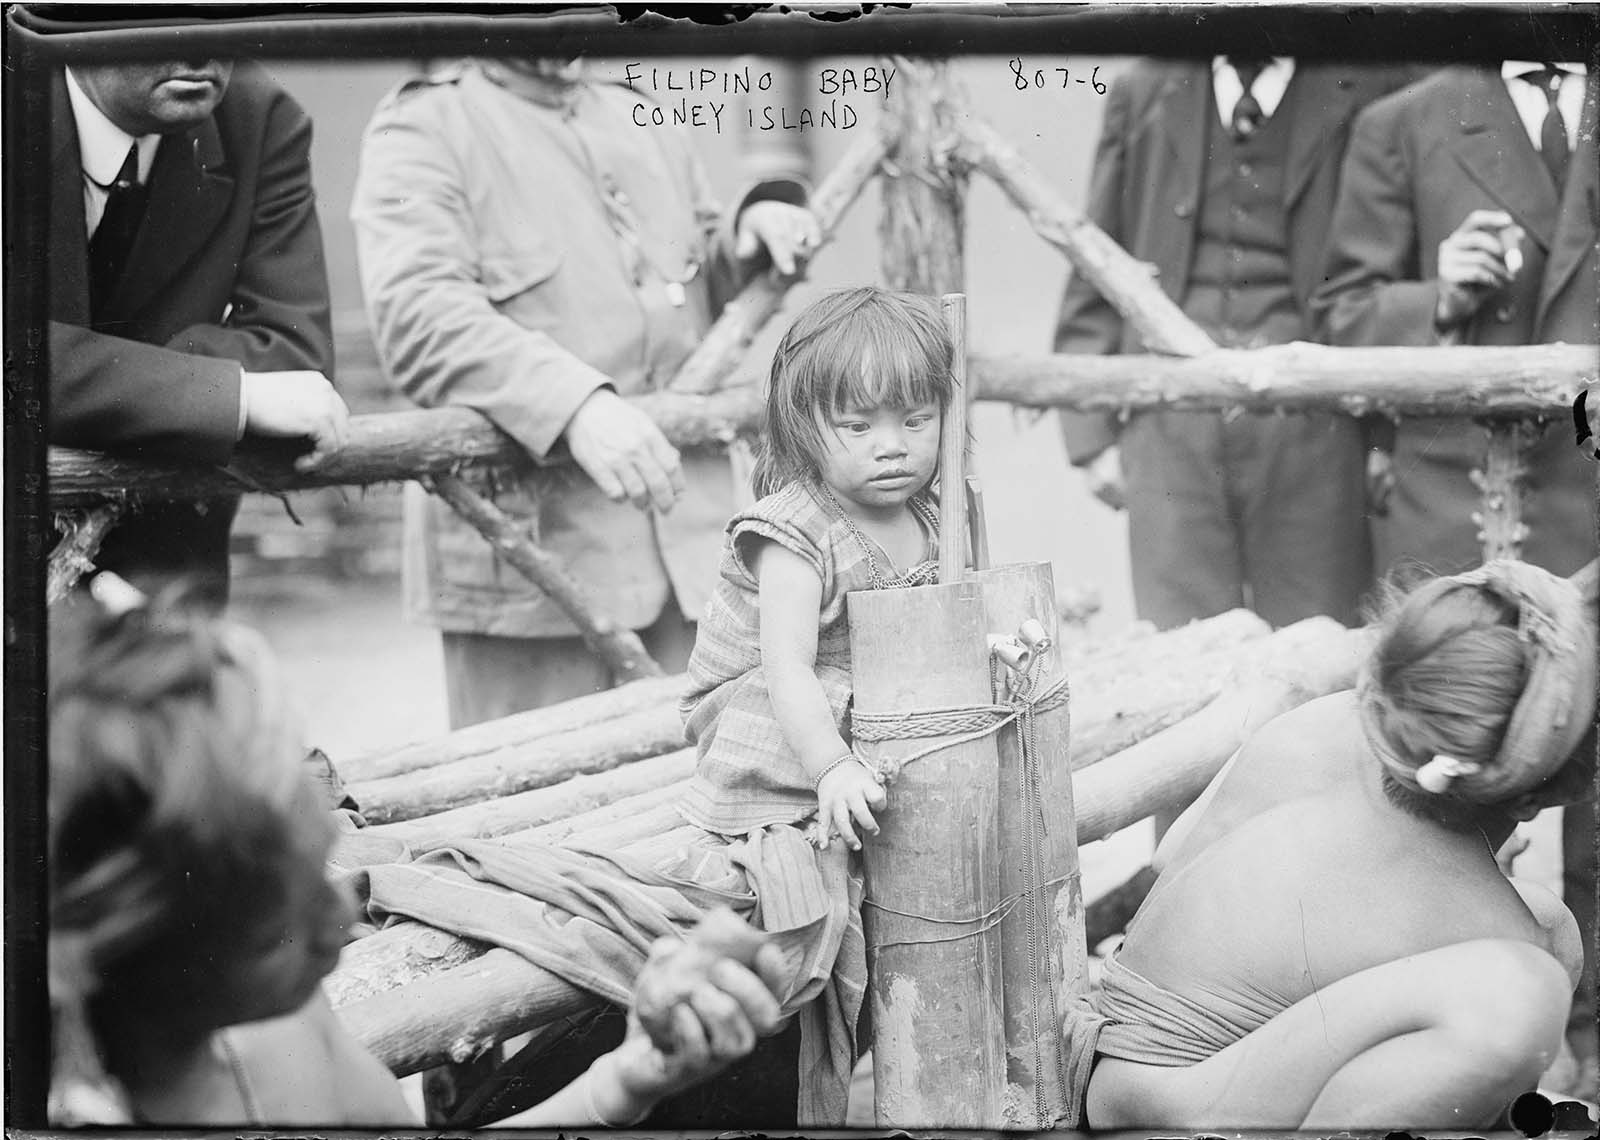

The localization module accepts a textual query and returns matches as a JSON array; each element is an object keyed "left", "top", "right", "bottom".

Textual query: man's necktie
[
  {"left": 88, "top": 143, "right": 150, "bottom": 316},
  {"left": 1520, "top": 65, "right": 1571, "bottom": 190},
  {"left": 1229, "top": 58, "right": 1269, "bottom": 142}
]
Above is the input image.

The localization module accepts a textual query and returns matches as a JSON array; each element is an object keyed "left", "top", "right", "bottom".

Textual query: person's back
[{"left": 1116, "top": 693, "right": 1555, "bottom": 1061}]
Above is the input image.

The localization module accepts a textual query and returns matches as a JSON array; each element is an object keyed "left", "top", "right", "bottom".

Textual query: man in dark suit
[
  {"left": 49, "top": 58, "right": 349, "bottom": 606},
  {"left": 1055, "top": 59, "right": 1418, "bottom": 631},
  {"left": 1312, "top": 61, "right": 1598, "bottom": 1095}
]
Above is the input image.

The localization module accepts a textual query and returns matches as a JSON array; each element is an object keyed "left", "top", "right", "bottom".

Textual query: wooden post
[
  {"left": 973, "top": 561, "right": 1085, "bottom": 1128},
  {"left": 422, "top": 473, "right": 661, "bottom": 682},
  {"left": 939, "top": 293, "right": 970, "bottom": 578},
  {"left": 46, "top": 504, "right": 121, "bottom": 604},
  {"left": 1473, "top": 420, "right": 1538, "bottom": 562},
  {"left": 880, "top": 57, "right": 967, "bottom": 296},
  {"left": 959, "top": 116, "right": 1214, "bottom": 358},
  {"left": 850, "top": 582, "right": 1006, "bottom": 1128}
]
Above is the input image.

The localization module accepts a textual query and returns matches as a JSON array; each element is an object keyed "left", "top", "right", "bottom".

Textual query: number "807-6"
[{"left": 1009, "top": 59, "right": 1107, "bottom": 94}]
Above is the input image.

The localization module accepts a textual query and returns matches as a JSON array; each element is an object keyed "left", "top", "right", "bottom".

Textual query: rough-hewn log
[
  {"left": 879, "top": 56, "right": 967, "bottom": 296},
  {"left": 971, "top": 343, "right": 1593, "bottom": 417},
  {"left": 368, "top": 747, "right": 696, "bottom": 843},
  {"left": 46, "top": 389, "right": 763, "bottom": 508},
  {"left": 1063, "top": 608, "right": 1261, "bottom": 672},
  {"left": 1074, "top": 624, "right": 1371, "bottom": 844},
  {"left": 1071, "top": 632, "right": 1275, "bottom": 769},
  {"left": 46, "top": 505, "right": 121, "bottom": 604},
  {"left": 350, "top": 704, "right": 683, "bottom": 824},
  {"left": 1473, "top": 420, "right": 1539, "bottom": 563},
  {"left": 959, "top": 117, "right": 1214, "bottom": 358},
  {"left": 340, "top": 674, "right": 688, "bottom": 782},
  {"left": 421, "top": 473, "right": 663, "bottom": 687},
  {"left": 670, "top": 131, "right": 886, "bottom": 394}
]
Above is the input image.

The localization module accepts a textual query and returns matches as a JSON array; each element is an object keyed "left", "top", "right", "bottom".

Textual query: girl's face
[{"left": 816, "top": 401, "right": 941, "bottom": 517}]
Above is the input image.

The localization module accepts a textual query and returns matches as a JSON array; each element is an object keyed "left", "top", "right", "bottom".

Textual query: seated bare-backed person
[
  {"left": 1067, "top": 559, "right": 1595, "bottom": 1130},
  {"left": 46, "top": 594, "right": 785, "bottom": 1127}
]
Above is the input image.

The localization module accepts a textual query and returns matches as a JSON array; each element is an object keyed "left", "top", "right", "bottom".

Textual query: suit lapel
[
  {"left": 1151, "top": 64, "right": 1207, "bottom": 287},
  {"left": 1283, "top": 68, "right": 1359, "bottom": 211},
  {"left": 1451, "top": 68, "right": 1559, "bottom": 250},
  {"left": 99, "top": 114, "right": 234, "bottom": 321},
  {"left": 1536, "top": 73, "right": 1598, "bottom": 331},
  {"left": 50, "top": 71, "right": 92, "bottom": 324}
]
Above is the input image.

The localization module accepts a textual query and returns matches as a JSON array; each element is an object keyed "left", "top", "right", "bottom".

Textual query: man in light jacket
[{"left": 352, "top": 58, "right": 816, "bottom": 728}]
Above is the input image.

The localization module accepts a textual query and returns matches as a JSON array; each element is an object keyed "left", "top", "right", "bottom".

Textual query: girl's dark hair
[
  {"left": 752, "top": 286, "right": 955, "bottom": 497},
  {"left": 47, "top": 594, "right": 308, "bottom": 1117}
]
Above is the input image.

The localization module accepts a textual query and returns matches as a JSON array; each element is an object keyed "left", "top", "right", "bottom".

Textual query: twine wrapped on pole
[{"left": 974, "top": 561, "right": 1084, "bottom": 1128}]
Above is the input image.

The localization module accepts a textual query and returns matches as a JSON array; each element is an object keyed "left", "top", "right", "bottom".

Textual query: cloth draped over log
[{"left": 337, "top": 824, "right": 865, "bottom": 1125}]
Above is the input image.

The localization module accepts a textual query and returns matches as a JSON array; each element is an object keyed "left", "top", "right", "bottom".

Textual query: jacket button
[
  {"left": 1496, "top": 305, "right": 1514, "bottom": 322},
  {"left": 1175, "top": 202, "right": 1194, "bottom": 218}
]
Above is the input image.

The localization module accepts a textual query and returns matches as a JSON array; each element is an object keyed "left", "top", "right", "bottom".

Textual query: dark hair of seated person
[
  {"left": 47, "top": 590, "right": 351, "bottom": 1121},
  {"left": 1362, "top": 565, "right": 1595, "bottom": 833}
]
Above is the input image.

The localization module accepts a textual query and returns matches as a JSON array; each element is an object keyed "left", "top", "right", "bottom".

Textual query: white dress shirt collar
[
  {"left": 1500, "top": 60, "right": 1589, "bottom": 153},
  {"left": 64, "top": 67, "right": 161, "bottom": 188},
  {"left": 1212, "top": 56, "right": 1296, "bottom": 128}
]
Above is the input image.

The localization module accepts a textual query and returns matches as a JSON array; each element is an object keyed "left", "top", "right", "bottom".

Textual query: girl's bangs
[{"left": 827, "top": 314, "right": 951, "bottom": 414}]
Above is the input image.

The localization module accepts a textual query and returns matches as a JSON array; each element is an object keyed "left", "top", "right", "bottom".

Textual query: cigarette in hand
[{"left": 1501, "top": 223, "right": 1526, "bottom": 278}]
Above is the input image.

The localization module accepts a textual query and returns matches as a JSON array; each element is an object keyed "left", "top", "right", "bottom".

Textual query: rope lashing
[
  {"left": 849, "top": 671, "right": 1068, "bottom": 784},
  {"left": 862, "top": 871, "right": 1077, "bottom": 950},
  {"left": 851, "top": 632, "right": 1073, "bottom": 1125}
]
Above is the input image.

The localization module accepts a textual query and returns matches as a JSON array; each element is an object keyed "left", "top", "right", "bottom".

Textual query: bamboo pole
[
  {"left": 1473, "top": 421, "right": 1539, "bottom": 562},
  {"left": 670, "top": 132, "right": 886, "bottom": 394},
  {"left": 974, "top": 562, "right": 1083, "bottom": 1128},
  {"left": 421, "top": 473, "right": 662, "bottom": 685},
  {"left": 970, "top": 343, "right": 1594, "bottom": 417},
  {"left": 46, "top": 505, "right": 122, "bottom": 604},
  {"left": 340, "top": 673, "right": 688, "bottom": 782},
  {"left": 959, "top": 116, "right": 1215, "bottom": 358},
  {"left": 939, "top": 293, "right": 970, "bottom": 579},
  {"left": 366, "top": 747, "right": 696, "bottom": 842},
  {"left": 851, "top": 580, "right": 1006, "bottom": 1129},
  {"left": 46, "top": 389, "right": 763, "bottom": 509}
]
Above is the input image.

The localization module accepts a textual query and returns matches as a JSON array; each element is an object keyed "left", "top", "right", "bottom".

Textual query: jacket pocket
[{"left": 479, "top": 246, "right": 563, "bottom": 304}]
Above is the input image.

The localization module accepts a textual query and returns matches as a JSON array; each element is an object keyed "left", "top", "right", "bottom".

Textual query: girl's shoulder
[{"left": 736, "top": 482, "right": 839, "bottom": 539}]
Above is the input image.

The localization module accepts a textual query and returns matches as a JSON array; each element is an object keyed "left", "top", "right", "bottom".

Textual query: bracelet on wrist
[
  {"left": 582, "top": 1050, "right": 650, "bottom": 1128},
  {"left": 813, "top": 753, "right": 860, "bottom": 791}
]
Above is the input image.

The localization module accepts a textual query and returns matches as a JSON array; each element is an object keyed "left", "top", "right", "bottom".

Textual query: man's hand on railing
[
  {"left": 734, "top": 201, "right": 821, "bottom": 276},
  {"left": 565, "top": 387, "right": 686, "bottom": 513},
  {"left": 241, "top": 369, "right": 351, "bottom": 473},
  {"left": 1083, "top": 445, "right": 1127, "bottom": 512}
]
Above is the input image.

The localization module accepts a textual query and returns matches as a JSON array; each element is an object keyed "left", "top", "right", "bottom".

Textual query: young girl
[
  {"left": 679, "top": 286, "right": 956, "bottom": 851},
  {"left": 46, "top": 594, "right": 782, "bottom": 1126}
]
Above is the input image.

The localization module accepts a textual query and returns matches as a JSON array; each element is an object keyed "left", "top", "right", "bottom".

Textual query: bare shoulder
[{"left": 221, "top": 995, "right": 418, "bottom": 1125}]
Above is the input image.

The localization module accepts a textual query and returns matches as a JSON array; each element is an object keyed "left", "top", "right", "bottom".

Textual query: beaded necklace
[{"left": 817, "top": 483, "right": 941, "bottom": 589}]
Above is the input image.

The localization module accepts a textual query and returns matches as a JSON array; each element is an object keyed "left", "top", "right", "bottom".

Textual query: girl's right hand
[{"left": 816, "top": 761, "right": 888, "bottom": 851}]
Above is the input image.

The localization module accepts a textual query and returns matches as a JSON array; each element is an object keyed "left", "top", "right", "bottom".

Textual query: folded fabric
[{"left": 339, "top": 824, "right": 863, "bottom": 1125}]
